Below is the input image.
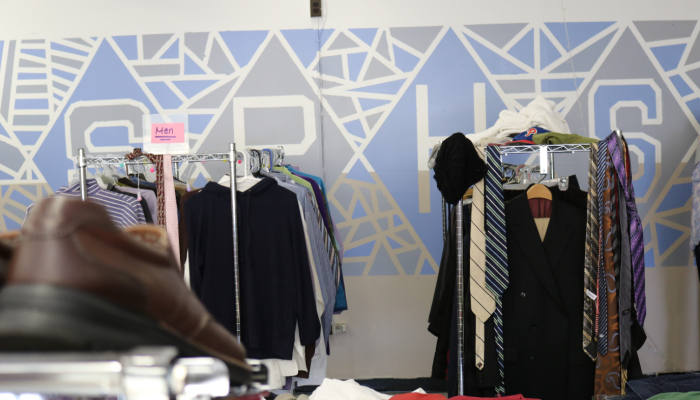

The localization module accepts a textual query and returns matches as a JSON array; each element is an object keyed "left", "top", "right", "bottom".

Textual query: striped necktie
[
  {"left": 484, "top": 146, "right": 508, "bottom": 395},
  {"left": 583, "top": 143, "right": 600, "bottom": 360},
  {"left": 470, "top": 147, "right": 496, "bottom": 370},
  {"left": 597, "top": 142, "right": 609, "bottom": 355},
  {"left": 605, "top": 134, "right": 646, "bottom": 326}
]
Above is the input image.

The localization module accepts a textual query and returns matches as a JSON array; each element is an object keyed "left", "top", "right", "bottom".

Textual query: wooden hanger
[
  {"left": 527, "top": 183, "right": 552, "bottom": 200},
  {"left": 463, "top": 187, "right": 474, "bottom": 199}
]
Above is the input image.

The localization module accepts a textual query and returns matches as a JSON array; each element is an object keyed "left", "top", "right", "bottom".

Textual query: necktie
[
  {"left": 692, "top": 162, "right": 700, "bottom": 251},
  {"left": 605, "top": 134, "right": 646, "bottom": 326},
  {"left": 597, "top": 142, "right": 609, "bottom": 355},
  {"left": 583, "top": 143, "right": 600, "bottom": 360},
  {"left": 484, "top": 146, "right": 508, "bottom": 394},
  {"left": 162, "top": 155, "right": 181, "bottom": 263},
  {"left": 594, "top": 148, "right": 622, "bottom": 395},
  {"left": 470, "top": 147, "right": 496, "bottom": 370},
  {"left": 617, "top": 174, "right": 632, "bottom": 392},
  {"left": 124, "top": 149, "right": 164, "bottom": 227}
]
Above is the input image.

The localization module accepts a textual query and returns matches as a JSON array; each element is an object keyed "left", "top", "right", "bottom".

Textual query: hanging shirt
[
  {"left": 111, "top": 187, "right": 153, "bottom": 224},
  {"left": 26, "top": 179, "right": 146, "bottom": 228},
  {"left": 284, "top": 166, "right": 336, "bottom": 239},
  {"left": 271, "top": 174, "right": 336, "bottom": 354},
  {"left": 259, "top": 201, "right": 325, "bottom": 390},
  {"left": 186, "top": 178, "right": 320, "bottom": 360},
  {"left": 114, "top": 186, "right": 158, "bottom": 224},
  {"left": 283, "top": 168, "right": 348, "bottom": 313}
]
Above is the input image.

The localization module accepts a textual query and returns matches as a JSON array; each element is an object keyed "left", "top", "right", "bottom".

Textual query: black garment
[
  {"left": 447, "top": 267, "right": 499, "bottom": 397},
  {"left": 429, "top": 203, "right": 455, "bottom": 379},
  {"left": 111, "top": 187, "right": 153, "bottom": 224},
  {"left": 185, "top": 179, "right": 320, "bottom": 360},
  {"left": 429, "top": 203, "right": 499, "bottom": 395},
  {"left": 695, "top": 243, "right": 700, "bottom": 283},
  {"left": 503, "top": 191, "right": 595, "bottom": 400},
  {"left": 428, "top": 203, "right": 452, "bottom": 338},
  {"left": 433, "top": 133, "right": 486, "bottom": 204}
]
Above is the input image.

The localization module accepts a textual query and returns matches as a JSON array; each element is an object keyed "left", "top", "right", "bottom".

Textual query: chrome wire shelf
[
  {"left": 83, "top": 153, "right": 231, "bottom": 165},
  {"left": 498, "top": 143, "right": 592, "bottom": 154}
]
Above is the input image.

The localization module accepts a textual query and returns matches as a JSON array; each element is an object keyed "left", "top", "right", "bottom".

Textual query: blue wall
[{"left": 1, "top": 21, "right": 699, "bottom": 275}]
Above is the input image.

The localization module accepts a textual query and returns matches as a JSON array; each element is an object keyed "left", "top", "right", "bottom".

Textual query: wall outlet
[
  {"left": 310, "top": 0, "right": 322, "bottom": 17},
  {"left": 334, "top": 322, "right": 347, "bottom": 333}
]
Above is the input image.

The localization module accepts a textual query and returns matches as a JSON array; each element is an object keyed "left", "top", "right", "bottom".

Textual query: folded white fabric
[
  {"left": 309, "top": 379, "right": 392, "bottom": 400},
  {"left": 467, "top": 96, "right": 571, "bottom": 146}
]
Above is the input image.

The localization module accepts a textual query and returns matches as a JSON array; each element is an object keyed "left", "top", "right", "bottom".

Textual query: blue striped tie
[
  {"left": 484, "top": 146, "right": 508, "bottom": 395},
  {"left": 597, "top": 142, "right": 609, "bottom": 356}
]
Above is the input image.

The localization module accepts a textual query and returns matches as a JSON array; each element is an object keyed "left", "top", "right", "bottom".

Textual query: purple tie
[{"left": 605, "top": 133, "right": 646, "bottom": 326}]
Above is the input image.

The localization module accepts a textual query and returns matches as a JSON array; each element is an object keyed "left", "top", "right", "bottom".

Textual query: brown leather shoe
[
  {"left": 0, "top": 197, "right": 251, "bottom": 385},
  {"left": 0, "top": 231, "right": 19, "bottom": 286}
]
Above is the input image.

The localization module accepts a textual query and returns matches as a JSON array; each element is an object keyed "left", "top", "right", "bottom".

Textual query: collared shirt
[
  {"left": 26, "top": 179, "right": 146, "bottom": 228},
  {"left": 266, "top": 172, "right": 336, "bottom": 353},
  {"left": 115, "top": 186, "right": 158, "bottom": 224}
]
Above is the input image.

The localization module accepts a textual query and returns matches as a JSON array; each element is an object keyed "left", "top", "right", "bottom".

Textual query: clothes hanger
[
  {"left": 101, "top": 169, "right": 117, "bottom": 186},
  {"left": 94, "top": 166, "right": 109, "bottom": 190},
  {"left": 527, "top": 183, "right": 552, "bottom": 201},
  {"left": 219, "top": 150, "right": 261, "bottom": 191},
  {"left": 261, "top": 149, "right": 271, "bottom": 172},
  {"left": 462, "top": 187, "right": 474, "bottom": 199},
  {"left": 182, "top": 164, "right": 195, "bottom": 192},
  {"left": 101, "top": 165, "right": 119, "bottom": 190}
]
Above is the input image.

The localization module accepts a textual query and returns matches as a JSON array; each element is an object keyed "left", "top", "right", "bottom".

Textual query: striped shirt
[{"left": 27, "top": 179, "right": 147, "bottom": 228}]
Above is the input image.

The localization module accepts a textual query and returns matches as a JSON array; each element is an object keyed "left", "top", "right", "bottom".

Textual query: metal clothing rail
[
  {"left": 0, "top": 346, "right": 269, "bottom": 399},
  {"left": 77, "top": 144, "right": 243, "bottom": 342},
  {"left": 433, "top": 130, "right": 621, "bottom": 395},
  {"left": 499, "top": 143, "right": 593, "bottom": 180},
  {"left": 172, "top": 146, "right": 285, "bottom": 180}
]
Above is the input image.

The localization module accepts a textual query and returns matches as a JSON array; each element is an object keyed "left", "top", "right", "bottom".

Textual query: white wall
[{"left": 2, "top": 0, "right": 700, "bottom": 39}]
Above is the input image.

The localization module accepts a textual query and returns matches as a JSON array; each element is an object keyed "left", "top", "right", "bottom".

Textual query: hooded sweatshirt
[{"left": 185, "top": 178, "right": 320, "bottom": 360}]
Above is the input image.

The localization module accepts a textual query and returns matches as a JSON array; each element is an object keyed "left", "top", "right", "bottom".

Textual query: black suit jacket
[{"left": 503, "top": 192, "right": 595, "bottom": 400}]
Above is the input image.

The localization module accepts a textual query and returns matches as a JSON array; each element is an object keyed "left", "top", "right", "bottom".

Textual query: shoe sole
[{"left": 0, "top": 284, "right": 251, "bottom": 386}]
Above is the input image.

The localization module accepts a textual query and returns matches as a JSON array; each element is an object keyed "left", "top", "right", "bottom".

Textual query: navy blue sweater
[{"left": 186, "top": 178, "right": 320, "bottom": 360}]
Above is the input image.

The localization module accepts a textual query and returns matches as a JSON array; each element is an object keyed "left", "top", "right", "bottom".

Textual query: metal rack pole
[
  {"left": 229, "top": 143, "right": 241, "bottom": 343},
  {"left": 549, "top": 151, "right": 555, "bottom": 180},
  {"left": 456, "top": 198, "right": 465, "bottom": 396},
  {"left": 78, "top": 148, "right": 87, "bottom": 201},
  {"left": 174, "top": 161, "right": 180, "bottom": 180},
  {"left": 442, "top": 197, "right": 447, "bottom": 243}
]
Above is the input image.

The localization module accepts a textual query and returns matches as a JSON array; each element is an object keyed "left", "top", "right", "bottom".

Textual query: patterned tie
[
  {"left": 583, "top": 143, "right": 600, "bottom": 361},
  {"left": 162, "top": 155, "right": 181, "bottom": 263},
  {"left": 594, "top": 150, "right": 622, "bottom": 395},
  {"left": 614, "top": 136, "right": 632, "bottom": 370},
  {"left": 470, "top": 147, "right": 496, "bottom": 370},
  {"left": 484, "top": 146, "right": 508, "bottom": 395},
  {"left": 597, "top": 142, "right": 609, "bottom": 356},
  {"left": 605, "top": 134, "right": 646, "bottom": 326}
]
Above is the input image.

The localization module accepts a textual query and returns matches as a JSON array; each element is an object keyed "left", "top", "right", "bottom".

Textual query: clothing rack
[
  {"left": 76, "top": 145, "right": 243, "bottom": 342},
  {"left": 434, "top": 130, "right": 622, "bottom": 395},
  {"left": 77, "top": 143, "right": 286, "bottom": 340},
  {"left": 0, "top": 346, "right": 268, "bottom": 399}
]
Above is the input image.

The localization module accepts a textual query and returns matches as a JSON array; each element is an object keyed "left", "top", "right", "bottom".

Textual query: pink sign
[{"left": 151, "top": 122, "right": 185, "bottom": 144}]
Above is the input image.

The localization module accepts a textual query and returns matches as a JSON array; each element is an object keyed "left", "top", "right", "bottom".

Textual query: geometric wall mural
[{"left": 2, "top": 21, "right": 700, "bottom": 274}]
